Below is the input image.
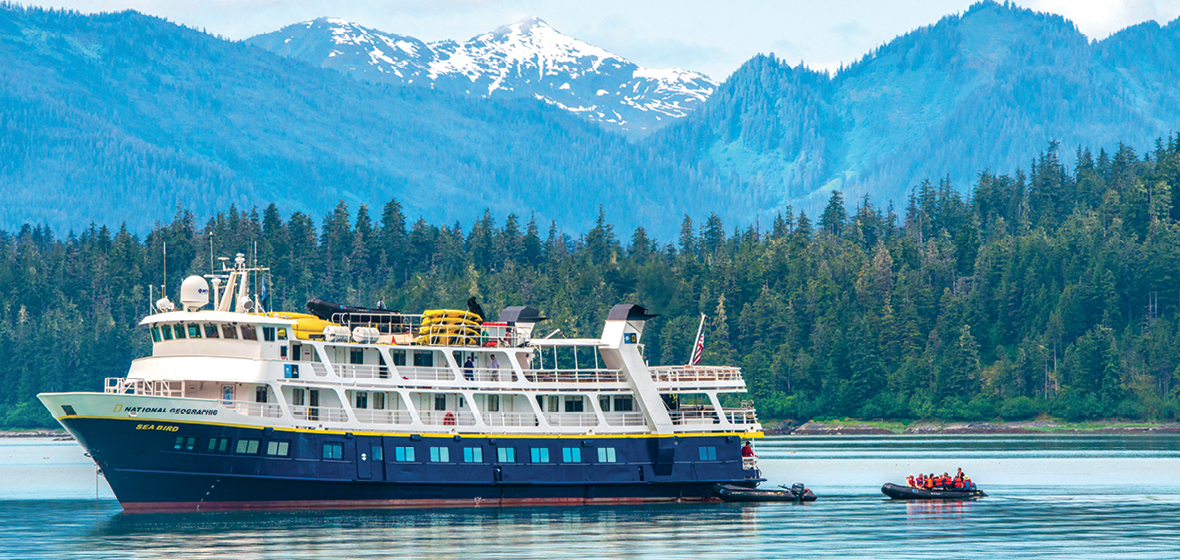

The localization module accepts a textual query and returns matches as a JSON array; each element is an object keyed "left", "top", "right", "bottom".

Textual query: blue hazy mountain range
[
  {"left": 0, "top": 6, "right": 754, "bottom": 238},
  {"left": 2, "top": 2, "right": 1178, "bottom": 237},
  {"left": 656, "top": 1, "right": 1180, "bottom": 213}
]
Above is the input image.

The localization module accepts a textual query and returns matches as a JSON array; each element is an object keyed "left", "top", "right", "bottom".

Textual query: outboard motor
[{"left": 791, "top": 483, "right": 806, "bottom": 500}]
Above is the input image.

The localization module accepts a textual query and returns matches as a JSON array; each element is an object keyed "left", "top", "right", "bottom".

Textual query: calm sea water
[{"left": 3, "top": 434, "right": 1180, "bottom": 559}]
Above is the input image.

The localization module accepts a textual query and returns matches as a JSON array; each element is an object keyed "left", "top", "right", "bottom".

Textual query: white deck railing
[
  {"left": 104, "top": 378, "right": 185, "bottom": 397},
  {"left": 353, "top": 409, "right": 414, "bottom": 425},
  {"left": 481, "top": 412, "right": 539, "bottom": 427},
  {"left": 649, "top": 365, "right": 743, "bottom": 384},
  {"left": 543, "top": 412, "right": 599, "bottom": 427},
  {"left": 290, "top": 405, "right": 348, "bottom": 423},
  {"left": 603, "top": 412, "right": 646, "bottom": 427},
  {"left": 220, "top": 400, "right": 283, "bottom": 418},
  {"left": 521, "top": 369, "right": 625, "bottom": 384},
  {"left": 419, "top": 410, "right": 477, "bottom": 427},
  {"left": 724, "top": 408, "right": 758, "bottom": 425}
]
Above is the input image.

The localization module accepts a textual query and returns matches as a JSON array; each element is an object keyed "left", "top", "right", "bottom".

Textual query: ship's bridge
[{"left": 141, "top": 311, "right": 296, "bottom": 361}]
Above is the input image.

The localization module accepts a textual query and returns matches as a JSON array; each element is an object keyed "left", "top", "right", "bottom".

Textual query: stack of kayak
[{"left": 415, "top": 309, "right": 483, "bottom": 346}]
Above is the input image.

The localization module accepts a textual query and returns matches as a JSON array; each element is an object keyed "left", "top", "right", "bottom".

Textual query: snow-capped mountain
[{"left": 249, "top": 17, "right": 716, "bottom": 137}]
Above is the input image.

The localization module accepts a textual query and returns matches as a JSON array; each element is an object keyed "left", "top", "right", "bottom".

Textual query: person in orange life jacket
[
  {"left": 741, "top": 442, "right": 756, "bottom": 458},
  {"left": 924, "top": 474, "right": 936, "bottom": 489},
  {"left": 906, "top": 474, "right": 916, "bottom": 488},
  {"left": 941, "top": 472, "right": 952, "bottom": 489}
]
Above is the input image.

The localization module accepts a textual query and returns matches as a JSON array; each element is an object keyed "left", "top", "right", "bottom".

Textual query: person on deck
[
  {"left": 463, "top": 356, "right": 475, "bottom": 380},
  {"left": 741, "top": 442, "right": 756, "bottom": 458},
  {"left": 491, "top": 355, "right": 502, "bottom": 381}
]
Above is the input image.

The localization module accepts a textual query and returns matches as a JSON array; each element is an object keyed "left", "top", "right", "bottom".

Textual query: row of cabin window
[
  {"left": 321, "top": 444, "right": 620, "bottom": 464},
  {"left": 348, "top": 392, "right": 634, "bottom": 414},
  {"left": 151, "top": 323, "right": 287, "bottom": 343},
  {"left": 172, "top": 436, "right": 290, "bottom": 457}
]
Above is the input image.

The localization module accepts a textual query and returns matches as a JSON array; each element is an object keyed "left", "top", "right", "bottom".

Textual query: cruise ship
[{"left": 38, "top": 255, "right": 764, "bottom": 512}]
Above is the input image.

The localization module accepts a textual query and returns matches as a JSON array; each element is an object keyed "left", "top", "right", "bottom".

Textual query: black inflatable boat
[
  {"left": 881, "top": 483, "right": 986, "bottom": 500},
  {"left": 715, "top": 483, "right": 817, "bottom": 503}
]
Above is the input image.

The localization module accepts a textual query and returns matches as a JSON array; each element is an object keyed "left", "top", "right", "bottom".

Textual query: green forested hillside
[{"left": 5, "top": 138, "right": 1180, "bottom": 427}]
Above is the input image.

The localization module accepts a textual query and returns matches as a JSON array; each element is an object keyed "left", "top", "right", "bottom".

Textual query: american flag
[{"left": 689, "top": 314, "right": 706, "bottom": 366}]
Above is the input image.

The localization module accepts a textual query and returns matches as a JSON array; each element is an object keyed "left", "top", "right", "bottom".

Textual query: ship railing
[
  {"left": 353, "top": 409, "right": 414, "bottom": 425},
  {"left": 743, "top": 457, "right": 758, "bottom": 470},
  {"left": 543, "top": 412, "right": 599, "bottom": 427},
  {"left": 419, "top": 410, "right": 478, "bottom": 427},
  {"left": 724, "top": 407, "right": 759, "bottom": 425},
  {"left": 457, "top": 367, "right": 515, "bottom": 383},
  {"left": 481, "top": 412, "right": 539, "bottom": 427},
  {"left": 603, "top": 412, "right": 647, "bottom": 427},
  {"left": 668, "top": 409, "right": 721, "bottom": 425},
  {"left": 104, "top": 378, "right": 185, "bottom": 397},
  {"left": 521, "top": 368, "right": 625, "bottom": 384},
  {"left": 290, "top": 405, "right": 349, "bottom": 423},
  {"left": 336, "top": 364, "right": 393, "bottom": 379},
  {"left": 649, "top": 365, "right": 743, "bottom": 384},
  {"left": 220, "top": 400, "right": 283, "bottom": 418},
  {"left": 395, "top": 366, "right": 458, "bottom": 382}
]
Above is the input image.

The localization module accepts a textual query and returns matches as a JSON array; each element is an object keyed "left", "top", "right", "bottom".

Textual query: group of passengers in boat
[{"left": 905, "top": 468, "right": 976, "bottom": 491}]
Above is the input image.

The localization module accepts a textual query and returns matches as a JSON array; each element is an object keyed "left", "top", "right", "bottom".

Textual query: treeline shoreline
[{"left": 3, "top": 136, "right": 1180, "bottom": 428}]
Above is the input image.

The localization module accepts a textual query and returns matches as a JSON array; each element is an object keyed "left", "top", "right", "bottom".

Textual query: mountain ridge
[{"left": 247, "top": 16, "right": 716, "bottom": 138}]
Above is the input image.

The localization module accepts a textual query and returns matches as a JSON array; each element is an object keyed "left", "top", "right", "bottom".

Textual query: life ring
[{"left": 444, "top": 412, "right": 456, "bottom": 426}]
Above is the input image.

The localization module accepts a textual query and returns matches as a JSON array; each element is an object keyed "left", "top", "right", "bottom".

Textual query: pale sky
[{"left": 31, "top": 0, "right": 1180, "bottom": 80}]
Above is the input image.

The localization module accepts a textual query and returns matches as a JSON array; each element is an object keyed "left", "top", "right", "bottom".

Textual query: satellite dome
[{"left": 180, "top": 276, "right": 210, "bottom": 311}]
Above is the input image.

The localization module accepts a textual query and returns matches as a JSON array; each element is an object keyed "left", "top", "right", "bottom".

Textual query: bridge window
[
  {"left": 497, "top": 447, "right": 516, "bottom": 463},
  {"left": 262, "top": 327, "right": 276, "bottom": 342},
  {"left": 204, "top": 324, "right": 219, "bottom": 338},
  {"left": 266, "top": 441, "right": 290, "bottom": 457},
  {"left": 562, "top": 447, "right": 581, "bottom": 462},
  {"left": 322, "top": 442, "right": 344, "bottom": 460},
  {"left": 429, "top": 447, "right": 450, "bottom": 462},
  {"left": 221, "top": 324, "right": 238, "bottom": 339},
  {"left": 187, "top": 324, "right": 202, "bottom": 339},
  {"left": 530, "top": 447, "right": 550, "bottom": 463},
  {"left": 240, "top": 324, "right": 258, "bottom": 341},
  {"left": 173, "top": 324, "right": 186, "bottom": 339},
  {"left": 597, "top": 447, "right": 617, "bottom": 463},
  {"left": 394, "top": 447, "right": 416, "bottom": 461},
  {"left": 151, "top": 326, "right": 161, "bottom": 342},
  {"left": 698, "top": 446, "right": 717, "bottom": 461},
  {"left": 161, "top": 325, "right": 173, "bottom": 341},
  {"left": 464, "top": 447, "right": 484, "bottom": 462}
]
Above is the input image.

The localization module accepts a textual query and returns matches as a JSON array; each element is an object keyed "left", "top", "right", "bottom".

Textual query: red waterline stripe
[{"left": 120, "top": 496, "right": 723, "bottom": 513}]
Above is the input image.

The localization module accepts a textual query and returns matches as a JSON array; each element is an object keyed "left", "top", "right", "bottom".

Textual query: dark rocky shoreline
[{"left": 767, "top": 420, "right": 1180, "bottom": 435}]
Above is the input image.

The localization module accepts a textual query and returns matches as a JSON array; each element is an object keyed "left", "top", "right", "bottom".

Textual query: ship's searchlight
[{"left": 180, "top": 276, "right": 210, "bottom": 311}]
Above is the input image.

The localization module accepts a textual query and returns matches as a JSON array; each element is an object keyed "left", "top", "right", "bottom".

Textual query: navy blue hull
[{"left": 62, "top": 417, "right": 760, "bottom": 512}]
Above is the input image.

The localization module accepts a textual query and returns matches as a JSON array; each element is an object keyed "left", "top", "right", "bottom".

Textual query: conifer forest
[{"left": 4, "top": 138, "right": 1180, "bottom": 428}]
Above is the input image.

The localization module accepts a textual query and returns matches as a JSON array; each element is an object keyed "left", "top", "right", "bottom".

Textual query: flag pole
[{"left": 689, "top": 313, "right": 706, "bottom": 366}]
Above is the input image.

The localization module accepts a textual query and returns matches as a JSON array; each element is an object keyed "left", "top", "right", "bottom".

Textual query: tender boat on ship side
[{"left": 38, "top": 255, "right": 766, "bottom": 512}]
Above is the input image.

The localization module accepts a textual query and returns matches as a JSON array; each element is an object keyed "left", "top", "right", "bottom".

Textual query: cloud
[
  {"left": 1023, "top": 0, "right": 1180, "bottom": 38},
  {"left": 573, "top": 15, "right": 734, "bottom": 79}
]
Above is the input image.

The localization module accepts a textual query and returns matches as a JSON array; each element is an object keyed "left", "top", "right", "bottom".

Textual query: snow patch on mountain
[{"left": 249, "top": 17, "right": 715, "bottom": 137}]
